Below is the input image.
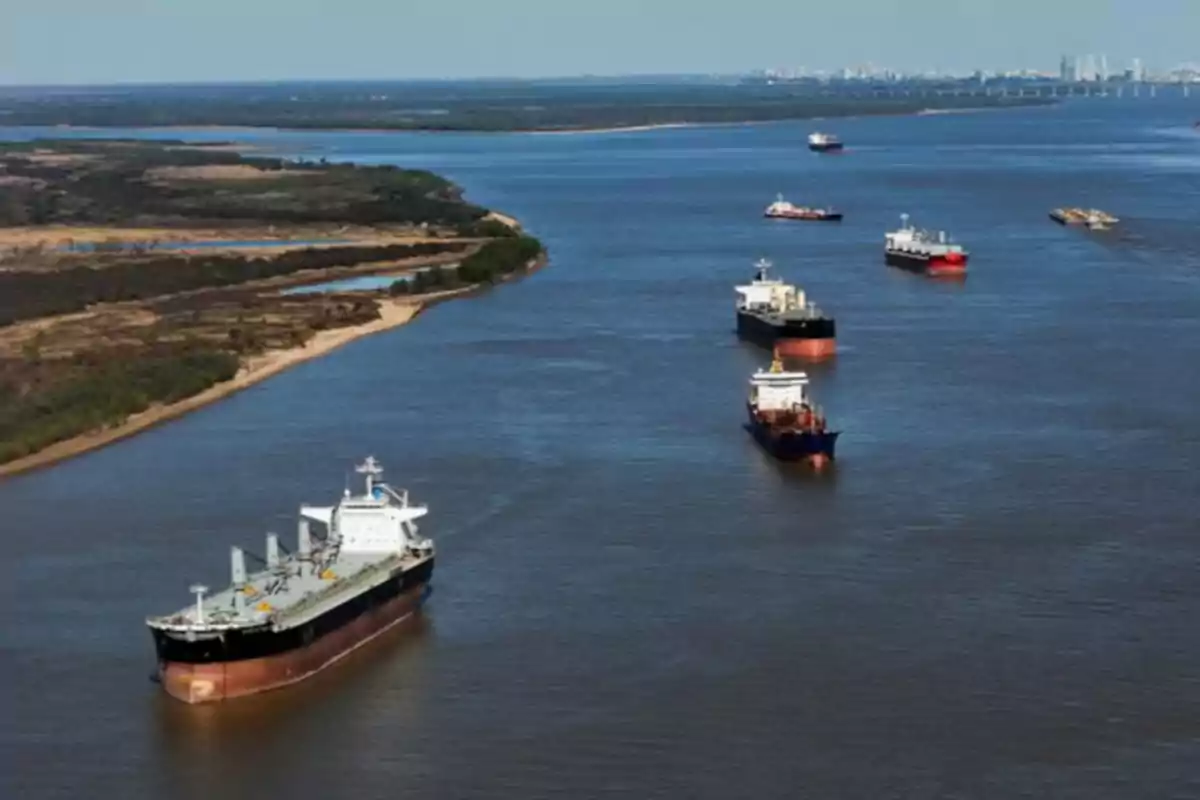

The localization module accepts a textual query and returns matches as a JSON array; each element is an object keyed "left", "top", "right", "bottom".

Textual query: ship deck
[{"left": 147, "top": 550, "right": 430, "bottom": 634}]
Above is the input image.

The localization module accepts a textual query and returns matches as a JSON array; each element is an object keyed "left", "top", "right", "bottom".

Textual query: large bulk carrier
[
  {"left": 146, "top": 457, "right": 434, "bottom": 704},
  {"left": 735, "top": 259, "right": 836, "bottom": 359}
]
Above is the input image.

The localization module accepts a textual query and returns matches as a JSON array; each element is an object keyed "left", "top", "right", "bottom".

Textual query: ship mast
[
  {"left": 355, "top": 456, "right": 384, "bottom": 497},
  {"left": 189, "top": 584, "right": 208, "bottom": 624}
]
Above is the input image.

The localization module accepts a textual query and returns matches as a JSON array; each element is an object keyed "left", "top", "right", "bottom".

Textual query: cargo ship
[
  {"left": 735, "top": 258, "right": 836, "bottom": 359},
  {"left": 746, "top": 355, "right": 839, "bottom": 468},
  {"left": 764, "top": 194, "right": 843, "bottom": 221},
  {"left": 807, "top": 132, "right": 844, "bottom": 153},
  {"left": 146, "top": 457, "right": 435, "bottom": 704},
  {"left": 884, "top": 214, "right": 969, "bottom": 276}
]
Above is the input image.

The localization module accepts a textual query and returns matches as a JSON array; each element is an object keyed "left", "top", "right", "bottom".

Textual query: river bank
[
  {"left": 0, "top": 297, "right": 425, "bottom": 479},
  {"left": 0, "top": 248, "right": 544, "bottom": 480}
]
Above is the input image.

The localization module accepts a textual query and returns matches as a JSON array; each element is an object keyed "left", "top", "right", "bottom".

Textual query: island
[{"left": 0, "top": 139, "right": 544, "bottom": 476}]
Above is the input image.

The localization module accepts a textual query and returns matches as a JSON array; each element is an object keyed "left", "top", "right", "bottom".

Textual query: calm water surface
[{"left": 3, "top": 100, "right": 1199, "bottom": 799}]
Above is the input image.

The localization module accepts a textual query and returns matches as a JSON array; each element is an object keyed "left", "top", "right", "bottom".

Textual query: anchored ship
[
  {"left": 146, "top": 457, "right": 435, "bottom": 704},
  {"left": 1050, "top": 207, "right": 1119, "bottom": 230},
  {"left": 764, "top": 194, "right": 843, "bottom": 222},
  {"left": 884, "top": 214, "right": 969, "bottom": 276},
  {"left": 746, "top": 355, "right": 839, "bottom": 467},
  {"left": 735, "top": 258, "right": 836, "bottom": 359},
  {"left": 807, "top": 132, "right": 844, "bottom": 153}
]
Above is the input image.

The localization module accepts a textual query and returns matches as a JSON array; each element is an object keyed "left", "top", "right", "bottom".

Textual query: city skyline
[{"left": 1, "top": 0, "right": 1198, "bottom": 85}]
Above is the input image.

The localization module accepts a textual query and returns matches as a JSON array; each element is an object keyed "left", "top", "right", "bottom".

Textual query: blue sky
[{"left": 1, "top": 0, "right": 1196, "bottom": 85}]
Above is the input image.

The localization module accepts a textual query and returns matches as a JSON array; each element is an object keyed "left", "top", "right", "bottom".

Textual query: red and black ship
[
  {"left": 735, "top": 259, "right": 837, "bottom": 359},
  {"left": 146, "top": 457, "right": 435, "bottom": 703}
]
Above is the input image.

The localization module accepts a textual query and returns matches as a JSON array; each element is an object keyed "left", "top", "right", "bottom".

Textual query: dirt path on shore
[
  {"left": 0, "top": 225, "right": 451, "bottom": 254},
  {"left": 0, "top": 298, "right": 424, "bottom": 480}
]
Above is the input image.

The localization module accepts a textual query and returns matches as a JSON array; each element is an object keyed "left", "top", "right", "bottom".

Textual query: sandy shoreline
[
  {"left": 0, "top": 251, "right": 542, "bottom": 481},
  {"left": 0, "top": 298, "right": 424, "bottom": 480}
]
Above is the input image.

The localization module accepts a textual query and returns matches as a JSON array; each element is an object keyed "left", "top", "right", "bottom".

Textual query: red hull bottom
[
  {"left": 775, "top": 337, "right": 836, "bottom": 359},
  {"left": 886, "top": 251, "right": 968, "bottom": 277},
  {"left": 926, "top": 257, "right": 968, "bottom": 277},
  {"left": 159, "top": 583, "right": 427, "bottom": 704}
]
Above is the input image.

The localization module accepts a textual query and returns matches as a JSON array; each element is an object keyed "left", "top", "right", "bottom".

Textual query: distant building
[
  {"left": 1059, "top": 55, "right": 1075, "bottom": 82},
  {"left": 1098, "top": 54, "right": 1109, "bottom": 82},
  {"left": 1080, "top": 54, "right": 1097, "bottom": 82},
  {"left": 1129, "top": 57, "right": 1145, "bottom": 82}
]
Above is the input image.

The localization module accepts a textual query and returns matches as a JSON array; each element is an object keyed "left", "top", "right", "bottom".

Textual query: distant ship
[
  {"left": 884, "top": 214, "right": 969, "bottom": 276},
  {"left": 1050, "top": 207, "right": 1119, "bottom": 230},
  {"left": 735, "top": 258, "right": 836, "bottom": 358},
  {"left": 146, "top": 457, "right": 435, "bottom": 703},
  {"left": 807, "top": 132, "right": 844, "bottom": 153},
  {"left": 764, "top": 194, "right": 843, "bottom": 221},
  {"left": 746, "top": 355, "right": 839, "bottom": 468}
]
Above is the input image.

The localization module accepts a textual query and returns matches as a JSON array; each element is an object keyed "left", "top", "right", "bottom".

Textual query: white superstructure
[
  {"left": 301, "top": 456, "right": 430, "bottom": 554},
  {"left": 808, "top": 132, "right": 838, "bottom": 146},
  {"left": 765, "top": 194, "right": 802, "bottom": 216},
  {"left": 735, "top": 258, "right": 808, "bottom": 314},
  {"left": 748, "top": 359, "right": 811, "bottom": 411},
  {"left": 885, "top": 214, "right": 967, "bottom": 258}
]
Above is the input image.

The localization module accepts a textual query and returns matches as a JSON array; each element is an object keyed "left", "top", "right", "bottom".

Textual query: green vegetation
[
  {"left": 0, "top": 342, "right": 239, "bottom": 463},
  {"left": 0, "top": 139, "right": 486, "bottom": 227},
  {"left": 389, "top": 236, "right": 543, "bottom": 295},
  {"left": 0, "top": 139, "right": 544, "bottom": 470},
  {"left": 0, "top": 83, "right": 1054, "bottom": 132},
  {"left": 0, "top": 242, "right": 467, "bottom": 326}
]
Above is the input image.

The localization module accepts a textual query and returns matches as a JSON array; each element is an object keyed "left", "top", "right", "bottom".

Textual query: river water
[{"left": 3, "top": 100, "right": 1199, "bottom": 799}]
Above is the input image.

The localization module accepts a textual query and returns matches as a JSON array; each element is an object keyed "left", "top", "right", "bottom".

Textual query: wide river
[{"left": 3, "top": 99, "right": 1199, "bottom": 799}]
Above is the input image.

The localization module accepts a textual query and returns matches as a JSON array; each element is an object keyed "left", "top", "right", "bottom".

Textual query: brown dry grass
[
  {"left": 144, "top": 164, "right": 312, "bottom": 182},
  {"left": 0, "top": 224, "right": 454, "bottom": 254}
]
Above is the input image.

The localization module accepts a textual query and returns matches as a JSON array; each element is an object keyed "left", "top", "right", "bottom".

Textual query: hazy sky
[{"left": 1, "top": 0, "right": 1196, "bottom": 85}]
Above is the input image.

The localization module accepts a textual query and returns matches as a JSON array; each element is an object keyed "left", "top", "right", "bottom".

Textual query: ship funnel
[
  {"left": 266, "top": 532, "right": 280, "bottom": 569},
  {"left": 231, "top": 546, "right": 247, "bottom": 586},
  {"left": 298, "top": 518, "right": 312, "bottom": 558}
]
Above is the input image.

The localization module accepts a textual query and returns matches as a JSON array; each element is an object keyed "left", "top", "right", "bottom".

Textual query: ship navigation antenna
[
  {"left": 356, "top": 455, "right": 384, "bottom": 498},
  {"left": 754, "top": 257, "right": 772, "bottom": 281},
  {"left": 189, "top": 584, "right": 208, "bottom": 625}
]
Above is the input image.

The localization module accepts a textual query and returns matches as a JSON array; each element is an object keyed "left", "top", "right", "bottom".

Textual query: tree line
[
  {"left": 389, "top": 236, "right": 543, "bottom": 295},
  {"left": 0, "top": 242, "right": 468, "bottom": 326},
  {"left": 0, "top": 343, "right": 240, "bottom": 464},
  {"left": 0, "top": 140, "right": 488, "bottom": 228}
]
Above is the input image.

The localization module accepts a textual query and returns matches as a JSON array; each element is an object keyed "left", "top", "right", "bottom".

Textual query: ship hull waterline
[
  {"left": 153, "top": 562, "right": 433, "bottom": 704},
  {"left": 764, "top": 212, "right": 844, "bottom": 222},
  {"left": 808, "top": 143, "right": 844, "bottom": 153},
  {"left": 885, "top": 249, "right": 969, "bottom": 277},
  {"left": 745, "top": 417, "right": 840, "bottom": 469},
  {"left": 736, "top": 311, "right": 837, "bottom": 359}
]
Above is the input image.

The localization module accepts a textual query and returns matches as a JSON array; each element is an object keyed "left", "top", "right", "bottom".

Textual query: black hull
[
  {"left": 765, "top": 212, "right": 843, "bottom": 222},
  {"left": 736, "top": 310, "right": 836, "bottom": 349},
  {"left": 150, "top": 557, "right": 435, "bottom": 664},
  {"left": 884, "top": 249, "right": 968, "bottom": 275},
  {"left": 808, "top": 143, "right": 844, "bottom": 153},
  {"left": 746, "top": 419, "right": 840, "bottom": 462}
]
